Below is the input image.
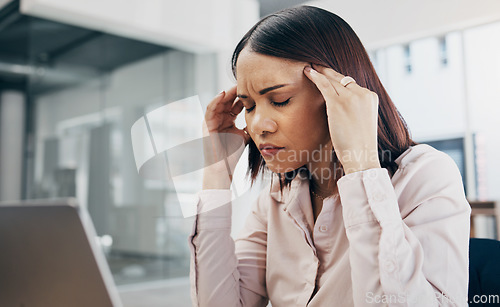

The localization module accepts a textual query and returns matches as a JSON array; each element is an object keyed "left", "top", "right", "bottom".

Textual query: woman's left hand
[{"left": 304, "top": 64, "right": 381, "bottom": 174}]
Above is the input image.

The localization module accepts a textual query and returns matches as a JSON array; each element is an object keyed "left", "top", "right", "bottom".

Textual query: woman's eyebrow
[{"left": 237, "top": 84, "right": 289, "bottom": 98}]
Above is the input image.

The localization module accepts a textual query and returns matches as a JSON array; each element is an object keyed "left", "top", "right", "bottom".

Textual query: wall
[
  {"left": 374, "top": 24, "right": 500, "bottom": 205},
  {"left": 26, "top": 0, "right": 262, "bottom": 242},
  {"left": 21, "top": 0, "right": 259, "bottom": 53},
  {"left": 309, "top": 0, "right": 500, "bottom": 49}
]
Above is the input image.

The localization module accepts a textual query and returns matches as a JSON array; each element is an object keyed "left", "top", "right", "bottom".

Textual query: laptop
[{"left": 0, "top": 198, "right": 123, "bottom": 307}]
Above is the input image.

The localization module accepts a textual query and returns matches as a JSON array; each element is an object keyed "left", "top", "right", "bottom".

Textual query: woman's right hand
[{"left": 202, "top": 85, "right": 250, "bottom": 190}]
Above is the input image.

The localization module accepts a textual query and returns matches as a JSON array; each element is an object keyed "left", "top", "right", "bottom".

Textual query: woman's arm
[
  {"left": 188, "top": 189, "right": 269, "bottom": 307},
  {"left": 304, "top": 63, "right": 470, "bottom": 306},
  {"left": 189, "top": 85, "right": 268, "bottom": 306},
  {"left": 337, "top": 150, "right": 471, "bottom": 306}
]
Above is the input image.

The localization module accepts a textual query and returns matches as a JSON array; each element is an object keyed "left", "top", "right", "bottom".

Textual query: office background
[{"left": 1, "top": 0, "right": 500, "bottom": 306}]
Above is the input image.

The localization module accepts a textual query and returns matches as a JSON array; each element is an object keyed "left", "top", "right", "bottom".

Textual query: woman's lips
[{"left": 260, "top": 147, "right": 284, "bottom": 156}]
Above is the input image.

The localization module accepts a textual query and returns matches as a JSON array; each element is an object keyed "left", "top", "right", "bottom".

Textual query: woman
[{"left": 189, "top": 5, "right": 471, "bottom": 306}]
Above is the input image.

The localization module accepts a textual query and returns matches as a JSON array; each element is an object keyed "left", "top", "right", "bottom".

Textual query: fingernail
[
  {"left": 218, "top": 90, "right": 225, "bottom": 96},
  {"left": 305, "top": 66, "right": 317, "bottom": 74}
]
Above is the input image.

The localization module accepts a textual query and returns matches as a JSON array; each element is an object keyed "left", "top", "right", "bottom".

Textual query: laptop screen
[{"left": 0, "top": 198, "right": 122, "bottom": 307}]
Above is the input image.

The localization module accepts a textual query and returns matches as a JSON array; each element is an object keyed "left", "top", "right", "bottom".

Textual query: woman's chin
[{"left": 265, "top": 162, "right": 303, "bottom": 174}]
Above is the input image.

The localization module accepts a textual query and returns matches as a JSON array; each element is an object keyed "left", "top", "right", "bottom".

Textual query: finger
[
  {"left": 241, "top": 127, "right": 251, "bottom": 144},
  {"left": 206, "top": 85, "right": 237, "bottom": 114},
  {"left": 220, "top": 85, "right": 238, "bottom": 110},
  {"left": 205, "top": 91, "right": 227, "bottom": 117},
  {"left": 312, "top": 64, "right": 364, "bottom": 94},
  {"left": 230, "top": 97, "right": 244, "bottom": 115},
  {"left": 311, "top": 64, "right": 352, "bottom": 96},
  {"left": 312, "top": 63, "right": 344, "bottom": 82},
  {"left": 219, "top": 98, "right": 243, "bottom": 127},
  {"left": 304, "top": 66, "right": 340, "bottom": 97}
]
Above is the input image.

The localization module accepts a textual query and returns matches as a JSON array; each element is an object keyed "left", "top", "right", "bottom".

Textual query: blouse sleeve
[
  {"left": 337, "top": 151, "right": 471, "bottom": 306},
  {"left": 188, "top": 189, "right": 270, "bottom": 307}
]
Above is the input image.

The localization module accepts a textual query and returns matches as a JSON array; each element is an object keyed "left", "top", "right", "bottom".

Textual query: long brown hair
[{"left": 231, "top": 5, "right": 417, "bottom": 191}]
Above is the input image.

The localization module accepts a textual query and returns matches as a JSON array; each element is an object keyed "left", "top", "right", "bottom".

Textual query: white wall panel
[
  {"left": 309, "top": 0, "right": 500, "bottom": 49},
  {"left": 21, "top": 0, "right": 259, "bottom": 53}
]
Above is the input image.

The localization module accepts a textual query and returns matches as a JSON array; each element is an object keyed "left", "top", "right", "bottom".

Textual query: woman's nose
[{"left": 250, "top": 112, "right": 278, "bottom": 135}]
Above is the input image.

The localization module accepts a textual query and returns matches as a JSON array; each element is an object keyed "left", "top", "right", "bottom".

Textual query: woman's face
[{"left": 236, "top": 48, "right": 332, "bottom": 173}]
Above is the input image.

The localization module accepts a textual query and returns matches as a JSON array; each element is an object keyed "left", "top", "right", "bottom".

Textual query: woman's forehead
[
  {"left": 236, "top": 50, "right": 303, "bottom": 73},
  {"left": 236, "top": 52, "right": 306, "bottom": 91},
  {"left": 236, "top": 71, "right": 303, "bottom": 98}
]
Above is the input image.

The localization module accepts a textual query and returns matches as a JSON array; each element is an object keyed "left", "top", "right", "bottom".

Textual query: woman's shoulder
[
  {"left": 395, "top": 144, "right": 459, "bottom": 174},
  {"left": 395, "top": 143, "right": 447, "bottom": 164},
  {"left": 392, "top": 143, "right": 464, "bottom": 192},
  {"left": 392, "top": 144, "right": 470, "bottom": 222}
]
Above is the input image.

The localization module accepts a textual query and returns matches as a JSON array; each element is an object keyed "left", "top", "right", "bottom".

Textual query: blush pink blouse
[{"left": 188, "top": 144, "right": 471, "bottom": 306}]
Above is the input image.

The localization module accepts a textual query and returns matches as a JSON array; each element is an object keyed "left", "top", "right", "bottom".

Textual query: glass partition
[{"left": 23, "top": 17, "right": 217, "bottom": 285}]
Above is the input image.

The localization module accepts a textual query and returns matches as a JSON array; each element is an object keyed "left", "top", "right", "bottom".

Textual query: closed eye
[
  {"left": 245, "top": 98, "right": 291, "bottom": 113},
  {"left": 271, "top": 98, "right": 291, "bottom": 107}
]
